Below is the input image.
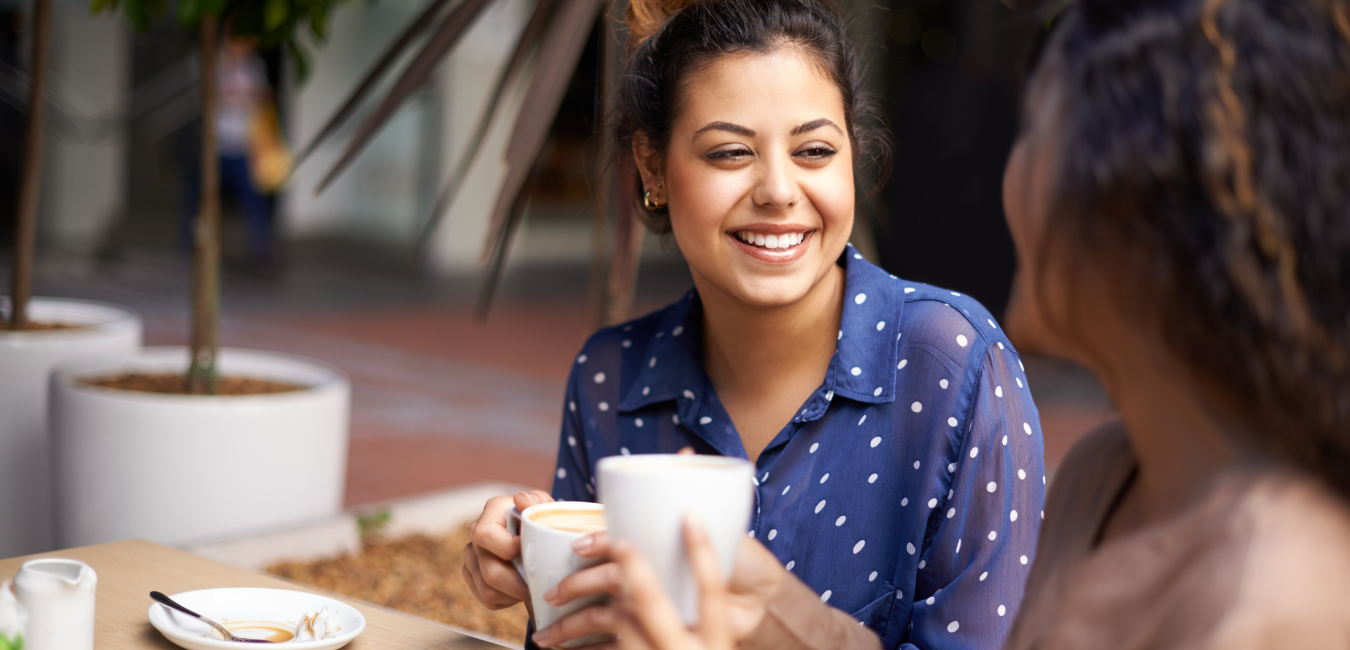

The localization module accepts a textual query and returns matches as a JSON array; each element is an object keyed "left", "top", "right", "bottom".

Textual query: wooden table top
[{"left": 0, "top": 540, "right": 507, "bottom": 650}]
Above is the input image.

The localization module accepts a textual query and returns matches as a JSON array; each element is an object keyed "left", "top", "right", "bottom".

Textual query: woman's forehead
[{"left": 674, "top": 47, "right": 847, "bottom": 135}]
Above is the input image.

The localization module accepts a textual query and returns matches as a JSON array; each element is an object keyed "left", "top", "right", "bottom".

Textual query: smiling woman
[{"left": 460, "top": 0, "right": 1046, "bottom": 648}]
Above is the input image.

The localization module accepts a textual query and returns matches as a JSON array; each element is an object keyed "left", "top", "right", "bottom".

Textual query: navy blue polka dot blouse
[{"left": 552, "top": 246, "right": 1046, "bottom": 649}]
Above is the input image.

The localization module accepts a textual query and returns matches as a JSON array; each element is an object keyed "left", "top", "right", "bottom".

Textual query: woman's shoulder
[{"left": 1208, "top": 472, "right": 1350, "bottom": 647}]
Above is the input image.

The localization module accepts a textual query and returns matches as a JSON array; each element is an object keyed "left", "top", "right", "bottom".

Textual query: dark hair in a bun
[{"left": 614, "top": 0, "right": 890, "bottom": 232}]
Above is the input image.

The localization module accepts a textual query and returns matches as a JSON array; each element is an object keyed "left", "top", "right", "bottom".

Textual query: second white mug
[{"left": 598, "top": 454, "right": 755, "bottom": 624}]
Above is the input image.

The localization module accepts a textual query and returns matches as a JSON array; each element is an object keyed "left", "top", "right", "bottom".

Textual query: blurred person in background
[
  {"left": 462, "top": 0, "right": 1048, "bottom": 647},
  {"left": 598, "top": 0, "right": 1350, "bottom": 648},
  {"left": 183, "top": 32, "right": 281, "bottom": 270}
]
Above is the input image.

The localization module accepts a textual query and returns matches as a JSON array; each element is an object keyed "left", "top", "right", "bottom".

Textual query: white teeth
[{"left": 736, "top": 231, "right": 807, "bottom": 250}]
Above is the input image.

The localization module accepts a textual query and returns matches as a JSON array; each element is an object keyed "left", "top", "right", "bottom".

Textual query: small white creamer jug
[{"left": 13, "top": 559, "right": 96, "bottom": 650}]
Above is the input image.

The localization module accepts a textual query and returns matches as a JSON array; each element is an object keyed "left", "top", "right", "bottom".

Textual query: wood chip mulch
[
  {"left": 82, "top": 372, "right": 306, "bottom": 395},
  {"left": 265, "top": 525, "right": 529, "bottom": 644},
  {"left": 2, "top": 321, "right": 86, "bottom": 331}
]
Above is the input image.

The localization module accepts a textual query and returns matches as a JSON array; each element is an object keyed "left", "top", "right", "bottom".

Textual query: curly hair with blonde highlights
[{"left": 1043, "top": 0, "right": 1350, "bottom": 492}]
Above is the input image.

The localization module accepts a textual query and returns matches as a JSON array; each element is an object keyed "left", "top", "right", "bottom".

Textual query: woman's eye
[
  {"left": 706, "top": 148, "right": 752, "bottom": 161},
  {"left": 796, "top": 146, "right": 838, "bottom": 159}
]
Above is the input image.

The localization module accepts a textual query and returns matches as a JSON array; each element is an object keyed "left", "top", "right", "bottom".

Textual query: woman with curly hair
[{"left": 603, "top": 0, "right": 1350, "bottom": 648}]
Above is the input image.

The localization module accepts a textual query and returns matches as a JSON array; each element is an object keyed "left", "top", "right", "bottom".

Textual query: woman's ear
[{"left": 632, "top": 136, "right": 663, "bottom": 196}]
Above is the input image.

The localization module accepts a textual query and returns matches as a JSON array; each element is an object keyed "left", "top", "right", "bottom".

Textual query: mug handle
[{"left": 505, "top": 507, "right": 527, "bottom": 582}]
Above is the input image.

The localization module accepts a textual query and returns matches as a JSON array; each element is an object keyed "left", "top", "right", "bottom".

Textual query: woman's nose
[{"left": 751, "top": 156, "right": 801, "bottom": 210}]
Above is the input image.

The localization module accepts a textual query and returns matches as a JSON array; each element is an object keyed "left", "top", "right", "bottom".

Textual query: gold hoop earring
[{"left": 643, "top": 189, "right": 664, "bottom": 210}]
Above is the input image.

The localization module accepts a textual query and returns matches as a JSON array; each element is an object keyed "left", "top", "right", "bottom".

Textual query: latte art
[{"left": 530, "top": 509, "right": 607, "bottom": 534}]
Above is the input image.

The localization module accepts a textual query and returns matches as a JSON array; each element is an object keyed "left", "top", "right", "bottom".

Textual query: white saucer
[{"left": 148, "top": 588, "right": 366, "bottom": 650}]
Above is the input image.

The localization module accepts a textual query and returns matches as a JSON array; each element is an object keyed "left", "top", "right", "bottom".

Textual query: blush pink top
[{"left": 1004, "top": 421, "right": 1350, "bottom": 650}]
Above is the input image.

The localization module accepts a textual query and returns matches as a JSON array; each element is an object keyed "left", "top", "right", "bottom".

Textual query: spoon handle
[{"left": 150, "top": 591, "right": 272, "bottom": 644}]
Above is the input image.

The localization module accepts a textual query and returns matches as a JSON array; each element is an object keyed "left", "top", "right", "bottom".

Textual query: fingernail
[
  {"left": 571, "top": 536, "right": 593, "bottom": 551},
  {"left": 534, "top": 626, "right": 553, "bottom": 644},
  {"left": 544, "top": 586, "right": 559, "bottom": 602}
]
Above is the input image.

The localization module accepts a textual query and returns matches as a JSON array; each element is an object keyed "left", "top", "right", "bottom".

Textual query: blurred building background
[{"left": 0, "top": 0, "right": 1111, "bottom": 505}]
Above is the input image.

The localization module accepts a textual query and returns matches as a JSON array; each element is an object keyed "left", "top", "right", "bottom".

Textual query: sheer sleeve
[{"left": 552, "top": 355, "right": 597, "bottom": 502}]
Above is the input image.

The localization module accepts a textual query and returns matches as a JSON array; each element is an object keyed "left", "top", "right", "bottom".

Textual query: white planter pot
[
  {"left": 49, "top": 347, "right": 350, "bottom": 548},
  {"left": 0, "top": 297, "right": 141, "bottom": 558}
]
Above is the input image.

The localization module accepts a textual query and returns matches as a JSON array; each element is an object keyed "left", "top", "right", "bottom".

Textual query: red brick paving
[{"left": 346, "top": 437, "right": 556, "bottom": 507}]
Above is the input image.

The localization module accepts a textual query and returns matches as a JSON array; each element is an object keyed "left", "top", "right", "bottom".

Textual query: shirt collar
[{"left": 618, "top": 245, "right": 903, "bottom": 414}]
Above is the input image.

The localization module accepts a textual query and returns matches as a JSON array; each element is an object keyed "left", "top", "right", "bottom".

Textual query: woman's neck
[
  {"left": 694, "top": 263, "right": 846, "bottom": 460},
  {"left": 1092, "top": 337, "right": 1241, "bottom": 542}
]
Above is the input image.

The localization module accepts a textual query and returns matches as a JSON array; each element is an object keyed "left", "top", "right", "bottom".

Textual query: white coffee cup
[
  {"left": 597, "top": 454, "right": 755, "bottom": 624},
  {"left": 507, "top": 501, "right": 612, "bottom": 647}
]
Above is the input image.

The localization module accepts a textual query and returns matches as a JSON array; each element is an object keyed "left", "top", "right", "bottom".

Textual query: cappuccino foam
[{"left": 531, "top": 508, "right": 608, "bottom": 534}]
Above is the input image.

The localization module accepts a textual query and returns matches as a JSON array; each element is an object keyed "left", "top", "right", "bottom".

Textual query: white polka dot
[
  {"left": 557, "top": 468, "right": 567, "bottom": 479},
  {"left": 905, "top": 287, "right": 915, "bottom": 293},
  {"left": 869, "top": 474, "right": 879, "bottom": 484},
  {"left": 997, "top": 341, "right": 1005, "bottom": 350},
  {"left": 855, "top": 293, "right": 867, "bottom": 305},
  {"left": 951, "top": 291, "right": 962, "bottom": 297},
  {"left": 821, "top": 590, "right": 832, "bottom": 603},
  {"left": 569, "top": 401, "right": 577, "bottom": 412},
  {"left": 995, "top": 386, "right": 1003, "bottom": 398},
  {"left": 900, "top": 497, "right": 908, "bottom": 506},
  {"left": 752, "top": 476, "right": 760, "bottom": 487},
  {"left": 649, "top": 357, "right": 657, "bottom": 368},
  {"left": 870, "top": 437, "right": 881, "bottom": 448},
  {"left": 1041, "top": 511, "right": 1045, "bottom": 519},
  {"left": 1043, "top": 476, "right": 1046, "bottom": 484},
  {"left": 598, "top": 401, "right": 610, "bottom": 411},
  {"left": 898, "top": 359, "right": 908, "bottom": 370},
  {"left": 1011, "top": 510, "right": 1019, "bottom": 522},
  {"left": 1023, "top": 422, "right": 1033, "bottom": 435},
  {"left": 988, "top": 319, "right": 998, "bottom": 329},
  {"left": 876, "top": 321, "right": 886, "bottom": 331},
  {"left": 927, "top": 498, "right": 938, "bottom": 508},
  {"left": 810, "top": 442, "right": 820, "bottom": 453},
  {"left": 593, "top": 372, "right": 605, "bottom": 384},
  {"left": 825, "top": 391, "right": 834, "bottom": 401},
  {"left": 869, "top": 571, "right": 878, "bottom": 581},
  {"left": 838, "top": 330, "right": 843, "bottom": 340},
  {"left": 768, "top": 529, "right": 778, "bottom": 540},
  {"left": 1016, "top": 377, "right": 1024, "bottom": 388},
  {"left": 911, "top": 401, "right": 923, "bottom": 413},
  {"left": 786, "top": 561, "right": 796, "bottom": 571},
  {"left": 956, "top": 335, "right": 968, "bottom": 347},
  {"left": 956, "top": 539, "right": 962, "bottom": 553},
  {"left": 926, "top": 596, "right": 936, "bottom": 605},
  {"left": 578, "top": 354, "right": 588, "bottom": 363},
  {"left": 1018, "top": 469, "right": 1027, "bottom": 480},
  {"left": 683, "top": 389, "right": 695, "bottom": 400},
  {"left": 698, "top": 416, "right": 712, "bottom": 425},
  {"left": 672, "top": 414, "right": 679, "bottom": 424},
  {"left": 748, "top": 530, "right": 755, "bottom": 538},
  {"left": 987, "top": 481, "right": 997, "bottom": 493},
  {"left": 621, "top": 339, "right": 632, "bottom": 348},
  {"left": 939, "top": 379, "right": 949, "bottom": 389},
  {"left": 947, "top": 508, "right": 955, "bottom": 519},
  {"left": 988, "top": 530, "right": 997, "bottom": 541},
  {"left": 998, "top": 605, "right": 1007, "bottom": 616},
  {"left": 873, "top": 386, "right": 883, "bottom": 396},
  {"left": 851, "top": 366, "right": 862, "bottom": 376},
  {"left": 1020, "top": 359, "right": 1025, "bottom": 371},
  {"left": 948, "top": 489, "right": 954, "bottom": 499},
  {"left": 859, "top": 415, "right": 868, "bottom": 425},
  {"left": 635, "top": 418, "right": 644, "bottom": 427},
  {"left": 656, "top": 331, "right": 664, "bottom": 338},
  {"left": 913, "top": 461, "right": 921, "bottom": 469},
  {"left": 782, "top": 485, "right": 791, "bottom": 495},
  {"left": 950, "top": 417, "right": 960, "bottom": 428},
  {"left": 947, "top": 463, "right": 956, "bottom": 473},
  {"left": 815, "top": 500, "right": 826, "bottom": 514},
  {"left": 642, "top": 386, "right": 650, "bottom": 395},
  {"left": 979, "top": 572, "right": 988, "bottom": 581},
  {"left": 906, "top": 542, "right": 916, "bottom": 555},
  {"left": 836, "top": 516, "right": 847, "bottom": 527},
  {"left": 568, "top": 436, "right": 577, "bottom": 446},
  {"left": 672, "top": 326, "right": 684, "bottom": 336},
  {"left": 969, "top": 446, "right": 978, "bottom": 458},
  {"left": 1002, "top": 435, "right": 1008, "bottom": 446},
  {"left": 947, "top": 621, "right": 960, "bottom": 633},
  {"left": 620, "top": 447, "right": 631, "bottom": 455},
  {"left": 1020, "top": 555, "right": 1028, "bottom": 565}
]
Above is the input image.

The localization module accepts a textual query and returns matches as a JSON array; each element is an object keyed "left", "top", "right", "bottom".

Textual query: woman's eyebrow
[
  {"left": 693, "top": 121, "right": 755, "bottom": 138},
  {"left": 791, "top": 118, "right": 843, "bottom": 136}
]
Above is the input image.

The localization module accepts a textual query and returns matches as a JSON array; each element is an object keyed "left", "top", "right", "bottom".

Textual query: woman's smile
[{"left": 729, "top": 226, "right": 815, "bottom": 262}]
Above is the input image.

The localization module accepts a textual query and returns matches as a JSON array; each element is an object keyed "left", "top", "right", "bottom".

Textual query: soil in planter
[
  {"left": 2, "top": 321, "right": 87, "bottom": 331},
  {"left": 267, "top": 524, "right": 530, "bottom": 643},
  {"left": 83, "top": 373, "right": 306, "bottom": 395}
]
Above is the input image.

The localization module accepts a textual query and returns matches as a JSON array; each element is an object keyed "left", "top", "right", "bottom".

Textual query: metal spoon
[{"left": 150, "top": 591, "right": 276, "bottom": 644}]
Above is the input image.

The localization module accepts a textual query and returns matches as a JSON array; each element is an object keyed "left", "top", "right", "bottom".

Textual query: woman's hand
[
  {"left": 611, "top": 518, "right": 733, "bottom": 650},
  {"left": 462, "top": 490, "right": 553, "bottom": 611},
  {"left": 531, "top": 520, "right": 785, "bottom": 649}
]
